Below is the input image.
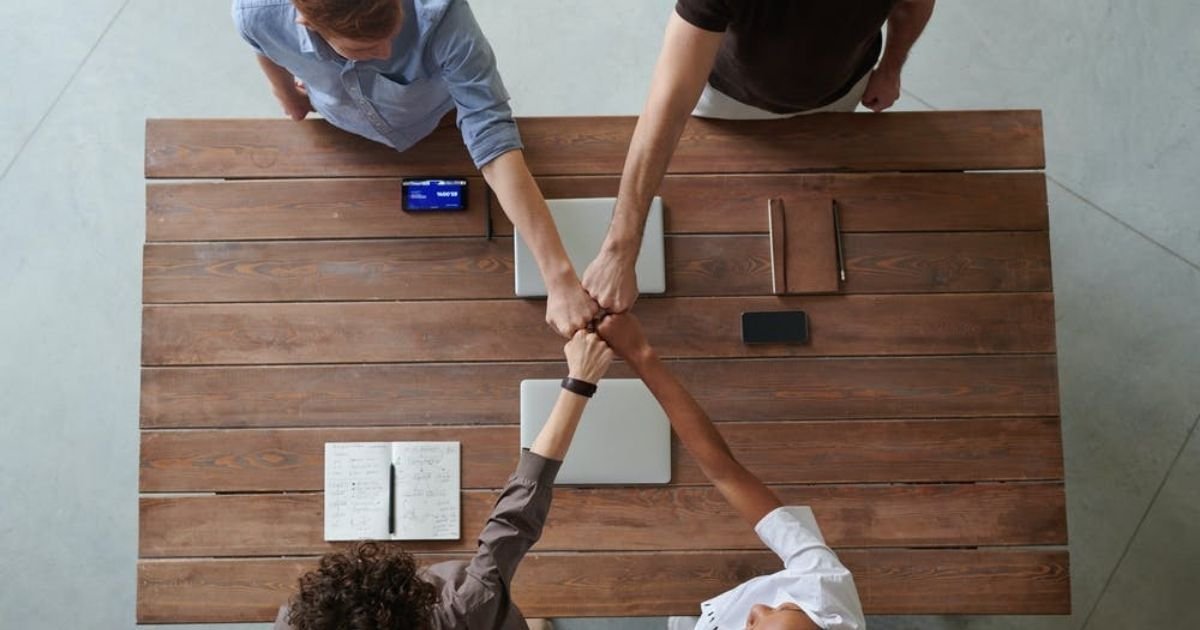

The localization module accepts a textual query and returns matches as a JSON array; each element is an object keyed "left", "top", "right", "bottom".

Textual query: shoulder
[
  {"left": 409, "top": 0, "right": 458, "bottom": 31},
  {"left": 232, "top": 0, "right": 294, "bottom": 27},
  {"left": 232, "top": 0, "right": 296, "bottom": 46},
  {"left": 233, "top": 0, "right": 293, "bottom": 14}
]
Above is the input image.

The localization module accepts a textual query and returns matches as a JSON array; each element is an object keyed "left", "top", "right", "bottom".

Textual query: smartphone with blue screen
[{"left": 402, "top": 178, "right": 468, "bottom": 212}]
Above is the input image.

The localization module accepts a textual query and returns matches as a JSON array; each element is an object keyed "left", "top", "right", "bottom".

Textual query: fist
[
  {"left": 596, "top": 313, "right": 652, "bottom": 367},
  {"left": 582, "top": 248, "right": 639, "bottom": 313},
  {"left": 546, "top": 282, "right": 601, "bottom": 338},
  {"left": 563, "top": 331, "right": 614, "bottom": 383},
  {"left": 860, "top": 69, "right": 901, "bottom": 113}
]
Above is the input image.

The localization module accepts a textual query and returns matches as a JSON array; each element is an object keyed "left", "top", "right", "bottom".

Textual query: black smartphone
[
  {"left": 741, "top": 311, "right": 809, "bottom": 344},
  {"left": 401, "top": 178, "right": 468, "bottom": 212}
]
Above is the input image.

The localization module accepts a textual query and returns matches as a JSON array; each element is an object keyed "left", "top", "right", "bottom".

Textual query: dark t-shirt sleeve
[{"left": 674, "top": 0, "right": 733, "bottom": 32}]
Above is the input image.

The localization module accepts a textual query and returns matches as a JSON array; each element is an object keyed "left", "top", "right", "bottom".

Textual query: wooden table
[{"left": 138, "top": 112, "right": 1069, "bottom": 623}]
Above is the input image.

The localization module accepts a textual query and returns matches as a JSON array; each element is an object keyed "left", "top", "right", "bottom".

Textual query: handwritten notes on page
[
  {"left": 391, "top": 442, "right": 460, "bottom": 540},
  {"left": 324, "top": 442, "right": 391, "bottom": 541},
  {"left": 324, "top": 441, "right": 461, "bottom": 541}
]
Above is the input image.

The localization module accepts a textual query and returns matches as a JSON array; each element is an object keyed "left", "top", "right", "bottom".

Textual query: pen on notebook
[{"left": 388, "top": 463, "right": 396, "bottom": 536}]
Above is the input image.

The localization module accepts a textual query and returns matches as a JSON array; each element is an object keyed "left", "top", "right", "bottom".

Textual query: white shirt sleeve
[
  {"left": 755, "top": 506, "right": 840, "bottom": 571},
  {"left": 753, "top": 506, "right": 867, "bottom": 630}
]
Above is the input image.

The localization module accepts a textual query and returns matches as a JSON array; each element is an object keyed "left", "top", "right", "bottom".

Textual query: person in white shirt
[{"left": 597, "top": 314, "right": 866, "bottom": 630}]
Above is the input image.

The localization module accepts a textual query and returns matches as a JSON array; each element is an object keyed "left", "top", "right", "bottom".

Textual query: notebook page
[
  {"left": 390, "top": 441, "right": 460, "bottom": 540},
  {"left": 324, "top": 442, "right": 391, "bottom": 541}
]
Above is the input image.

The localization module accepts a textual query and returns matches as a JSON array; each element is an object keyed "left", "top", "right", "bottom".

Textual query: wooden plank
[
  {"left": 141, "top": 293, "right": 1056, "bottom": 365},
  {"left": 139, "top": 482, "right": 1067, "bottom": 557},
  {"left": 142, "top": 231, "right": 1052, "bottom": 303},
  {"left": 146, "top": 178, "right": 487, "bottom": 241},
  {"left": 507, "top": 172, "right": 1051, "bottom": 234},
  {"left": 141, "top": 355, "right": 1060, "bottom": 429},
  {"left": 142, "top": 238, "right": 514, "bottom": 303},
  {"left": 839, "top": 231, "right": 1052, "bottom": 294},
  {"left": 145, "top": 112, "right": 1045, "bottom": 179},
  {"left": 136, "top": 549, "right": 1070, "bottom": 621},
  {"left": 782, "top": 197, "right": 840, "bottom": 293},
  {"left": 139, "top": 418, "right": 1064, "bottom": 492},
  {"left": 147, "top": 172, "right": 1048, "bottom": 242}
]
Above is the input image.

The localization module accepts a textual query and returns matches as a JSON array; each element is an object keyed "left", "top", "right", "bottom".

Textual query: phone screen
[
  {"left": 741, "top": 311, "right": 810, "bottom": 344},
  {"left": 402, "top": 178, "right": 468, "bottom": 212}
]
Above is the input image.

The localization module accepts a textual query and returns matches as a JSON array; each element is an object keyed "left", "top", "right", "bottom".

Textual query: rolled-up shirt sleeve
[
  {"left": 430, "top": 0, "right": 523, "bottom": 168},
  {"left": 466, "top": 449, "right": 561, "bottom": 588},
  {"left": 231, "top": 1, "right": 267, "bottom": 55},
  {"left": 674, "top": 0, "right": 733, "bottom": 33},
  {"left": 755, "top": 506, "right": 866, "bottom": 629}
]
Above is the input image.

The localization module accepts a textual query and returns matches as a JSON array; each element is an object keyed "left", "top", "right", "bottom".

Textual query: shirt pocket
[{"left": 368, "top": 73, "right": 452, "bottom": 124}]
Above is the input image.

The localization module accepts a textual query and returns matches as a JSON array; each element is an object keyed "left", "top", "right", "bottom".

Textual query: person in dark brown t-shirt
[{"left": 580, "top": 0, "right": 935, "bottom": 314}]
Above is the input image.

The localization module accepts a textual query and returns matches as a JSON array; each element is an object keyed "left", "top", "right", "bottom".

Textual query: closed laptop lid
[
  {"left": 519, "top": 378, "right": 671, "bottom": 484},
  {"left": 514, "top": 197, "right": 665, "bottom": 297}
]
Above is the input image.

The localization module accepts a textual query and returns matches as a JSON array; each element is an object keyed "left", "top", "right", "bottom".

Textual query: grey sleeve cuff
[{"left": 515, "top": 448, "right": 563, "bottom": 486}]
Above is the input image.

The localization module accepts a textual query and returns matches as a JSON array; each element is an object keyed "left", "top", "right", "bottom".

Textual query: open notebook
[{"left": 324, "top": 442, "right": 460, "bottom": 541}]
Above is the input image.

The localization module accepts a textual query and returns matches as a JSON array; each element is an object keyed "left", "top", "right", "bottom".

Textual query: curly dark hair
[{"left": 287, "top": 542, "right": 440, "bottom": 630}]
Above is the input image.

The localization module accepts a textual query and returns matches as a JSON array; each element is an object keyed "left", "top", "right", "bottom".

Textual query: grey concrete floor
[{"left": 1, "top": 1, "right": 1197, "bottom": 628}]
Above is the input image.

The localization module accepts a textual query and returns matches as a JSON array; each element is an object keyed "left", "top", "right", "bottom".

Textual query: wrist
[
  {"left": 875, "top": 60, "right": 903, "bottom": 77},
  {"left": 629, "top": 345, "right": 658, "bottom": 371},
  {"left": 601, "top": 234, "right": 640, "bottom": 260},
  {"left": 544, "top": 262, "right": 581, "bottom": 291},
  {"left": 561, "top": 376, "right": 598, "bottom": 398}
]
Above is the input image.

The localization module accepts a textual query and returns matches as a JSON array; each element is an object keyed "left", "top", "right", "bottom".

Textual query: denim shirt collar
[{"left": 296, "top": 21, "right": 341, "bottom": 62}]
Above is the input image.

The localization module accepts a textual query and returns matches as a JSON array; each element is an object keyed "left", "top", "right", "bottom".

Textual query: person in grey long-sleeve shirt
[{"left": 275, "top": 331, "right": 615, "bottom": 629}]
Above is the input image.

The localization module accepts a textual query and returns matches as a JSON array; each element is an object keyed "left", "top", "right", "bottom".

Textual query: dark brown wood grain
[
  {"left": 141, "top": 232, "right": 1051, "bottom": 303},
  {"left": 146, "top": 172, "right": 1048, "bottom": 242},
  {"left": 141, "top": 293, "right": 1056, "bottom": 365},
  {"left": 145, "top": 112, "right": 1044, "bottom": 179},
  {"left": 136, "top": 549, "right": 1069, "bottom": 621},
  {"left": 142, "top": 238, "right": 515, "bottom": 303},
  {"left": 146, "top": 178, "right": 487, "bottom": 241},
  {"left": 671, "top": 418, "right": 1063, "bottom": 485},
  {"left": 524, "top": 172, "right": 1051, "bottom": 234},
  {"left": 141, "top": 355, "right": 1060, "bottom": 429},
  {"left": 139, "top": 482, "right": 1067, "bottom": 557},
  {"left": 139, "top": 418, "right": 1063, "bottom": 492}
]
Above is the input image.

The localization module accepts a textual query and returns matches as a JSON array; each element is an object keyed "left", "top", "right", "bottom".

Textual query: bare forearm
[
  {"left": 529, "top": 390, "right": 589, "bottom": 461},
  {"left": 482, "top": 149, "right": 575, "bottom": 288},
  {"left": 608, "top": 105, "right": 690, "bottom": 253},
  {"left": 255, "top": 54, "right": 295, "bottom": 92},
  {"left": 878, "top": 0, "right": 935, "bottom": 74},
  {"left": 607, "top": 13, "right": 722, "bottom": 254},
  {"left": 630, "top": 350, "right": 740, "bottom": 480},
  {"left": 632, "top": 352, "right": 780, "bottom": 524}
]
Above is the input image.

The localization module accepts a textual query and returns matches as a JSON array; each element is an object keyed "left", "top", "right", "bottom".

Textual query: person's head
[
  {"left": 292, "top": 0, "right": 404, "bottom": 60},
  {"left": 287, "top": 542, "right": 438, "bottom": 630},
  {"left": 746, "top": 602, "right": 820, "bottom": 630}
]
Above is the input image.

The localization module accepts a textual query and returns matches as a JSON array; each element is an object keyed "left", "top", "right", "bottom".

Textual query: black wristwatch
[{"left": 561, "top": 377, "right": 598, "bottom": 398}]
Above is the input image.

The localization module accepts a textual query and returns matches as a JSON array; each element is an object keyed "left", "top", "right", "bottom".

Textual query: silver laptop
[
  {"left": 519, "top": 379, "right": 671, "bottom": 484},
  {"left": 514, "top": 197, "right": 666, "bottom": 297}
]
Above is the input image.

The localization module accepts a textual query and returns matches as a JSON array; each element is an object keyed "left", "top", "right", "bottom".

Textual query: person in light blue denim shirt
[{"left": 233, "top": 0, "right": 600, "bottom": 337}]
